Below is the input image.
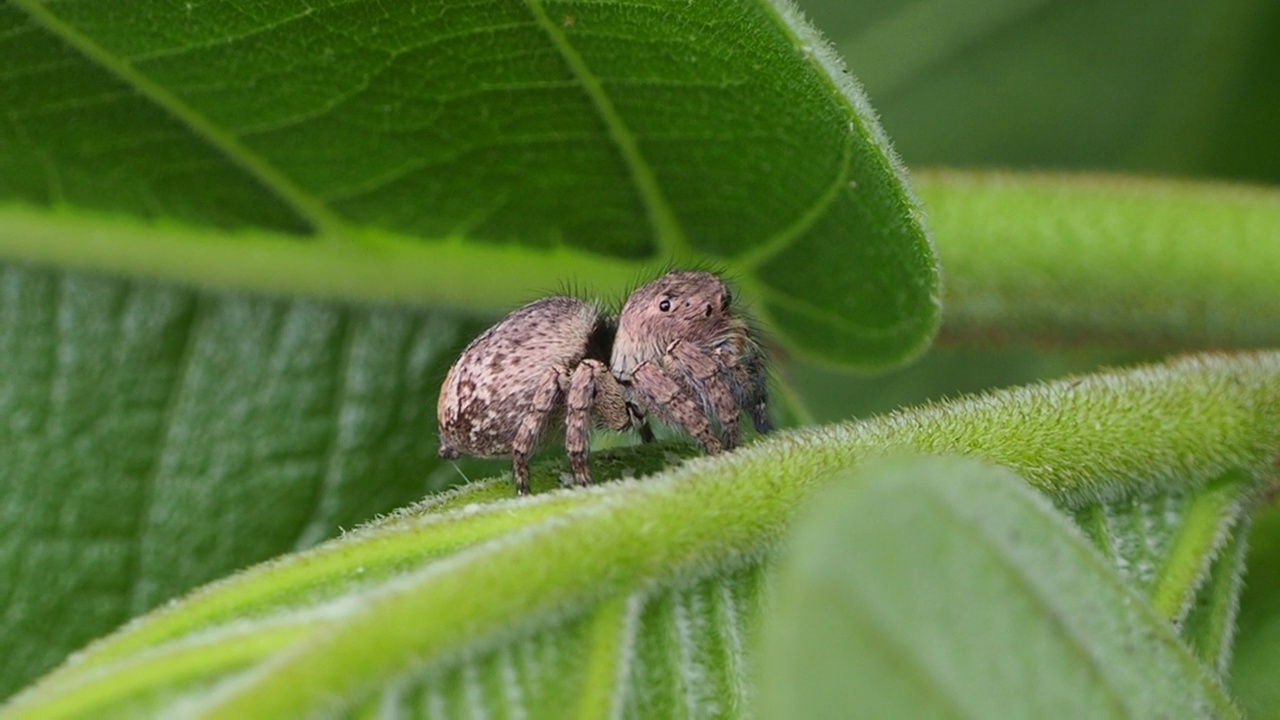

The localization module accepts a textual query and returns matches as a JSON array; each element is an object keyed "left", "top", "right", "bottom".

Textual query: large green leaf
[
  {"left": 4, "top": 351, "right": 1275, "bottom": 717},
  {"left": 0, "top": 0, "right": 938, "bottom": 363},
  {"left": 759, "top": 456, "right": 1236, "bottom": 719},
  {"left": 0, "top": 0, "right": 940, "bottom": 697}
]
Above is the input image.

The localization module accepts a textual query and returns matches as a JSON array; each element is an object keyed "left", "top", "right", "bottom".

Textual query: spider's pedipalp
[
  {"left": 666, "top": 339, "right": 743, "bottom": 448},
  {"left": 612, "top": 271, "right": 771, "bottom": 452},
  {"left": 630, "top": 362, "right": 723, "bottom": 454}
]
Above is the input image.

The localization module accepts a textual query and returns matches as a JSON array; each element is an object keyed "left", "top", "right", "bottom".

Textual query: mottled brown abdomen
[{"left": 436, "top": 296, "right": 608, "bottom": 458}]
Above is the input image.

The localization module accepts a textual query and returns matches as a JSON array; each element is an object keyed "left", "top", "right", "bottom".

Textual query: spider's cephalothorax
[
  {"left": 611, "top": 271, "right": 771, "bottom": 453},
  {"left": 437, "top": 296, "right": 630, "bottom": 495}
]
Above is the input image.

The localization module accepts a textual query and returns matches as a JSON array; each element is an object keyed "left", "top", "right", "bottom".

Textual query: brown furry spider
[{"left": 436, "top": 271, "right": 770, "bottom": 495}]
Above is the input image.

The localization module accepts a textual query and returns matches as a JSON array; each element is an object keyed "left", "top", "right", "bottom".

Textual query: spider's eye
[
  {"left": 720, "top": 291, "right": 732, "bottom": 311},
  {"left": 658, "top": 298, "right": 671, "bottom": 312}
]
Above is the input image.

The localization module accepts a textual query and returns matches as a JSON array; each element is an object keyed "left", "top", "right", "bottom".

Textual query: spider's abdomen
[{"left": 437, "top": 296, "right": 607, "bottom": 458}]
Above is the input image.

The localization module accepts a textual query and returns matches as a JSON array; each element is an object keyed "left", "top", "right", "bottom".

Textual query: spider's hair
[
  {"left": 609, "top": 259, "right": 741, "bottom": 310},
  {"left": 507, "top": 277, "right": 607, "bottom": 317}
]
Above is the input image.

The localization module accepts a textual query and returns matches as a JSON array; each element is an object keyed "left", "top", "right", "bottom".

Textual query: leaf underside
[
  {"left": 0, "top": 264, "right": 502, "bottom": 697},
  {"left": 0, "top": 0, "right": 938, "bottom": 364},
  {"left": 0, "top": 0, "right": 941, "bottom": 696}
]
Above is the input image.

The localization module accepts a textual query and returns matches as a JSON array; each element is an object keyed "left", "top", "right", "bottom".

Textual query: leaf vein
[
  {"left": 737, "top": 131, "right": 855, "bottom": 270},
  {"left": 291, "top": 310, "right": 358, "bottom": 551},
  {"left": 127, "top": 292, "right": 204, "bottom": 616},
  {"left": 750, "top": 280, "right": 923, "bottom": 339},
  {"left": 523, "top": 0, "right": 689, "bottom": 259},
  {"left": 126, "top": 4, "right": 330, "bottom": 63},
  {"left": 715, "top": 579, "right": 748, "bottom": 715}
]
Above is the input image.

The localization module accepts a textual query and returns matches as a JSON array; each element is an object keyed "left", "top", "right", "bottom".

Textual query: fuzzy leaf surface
[
  {"left": 5, "top": 351, "right": 1276, "bottom": 718},
  {"left": 917, "top": 172, "right": 1280, "bottom": 348}
]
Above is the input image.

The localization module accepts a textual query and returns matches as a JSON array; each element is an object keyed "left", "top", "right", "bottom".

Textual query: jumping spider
[{"left": 436, "top": 271, "right": 771, "bottom": 495}]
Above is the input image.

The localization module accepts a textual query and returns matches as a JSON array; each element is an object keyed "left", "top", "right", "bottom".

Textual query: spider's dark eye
[
  {"left": 658, "top": 298, "right": 671, "bottom": 312},
  {"left": 721, "top": 291, "right": 732, "bottom": 311}
]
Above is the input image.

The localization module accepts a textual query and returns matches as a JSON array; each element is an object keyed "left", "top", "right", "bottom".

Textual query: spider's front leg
[
  {"left": 742, "top": 350, "right": 772, "bottom": 435},
  {"left": 629, "top": 361, "right": 723, "bottom": 455},
  {"left": 665, "top": 339, "right": 745, "bottom": 449}
]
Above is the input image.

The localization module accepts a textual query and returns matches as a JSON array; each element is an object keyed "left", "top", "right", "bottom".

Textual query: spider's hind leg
[{"left": 512, "top": 367, "right": 567, "bottom": 495}]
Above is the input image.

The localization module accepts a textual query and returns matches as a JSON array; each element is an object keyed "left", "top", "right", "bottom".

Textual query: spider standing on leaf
[{"left": 436, "top": 271, "right": 772, "bottom": 495}]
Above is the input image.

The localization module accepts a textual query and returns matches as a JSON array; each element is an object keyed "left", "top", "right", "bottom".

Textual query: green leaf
[
  {"left": 757, "top": 456, "right": 1237, "bottom": 719},
  {"left": 0, "top": 0, "right": 941, "bottom": 695},
  {"left": 812, "top": 0, "right": 1279, "bottom": 182},
  {"left": 0, "top": 0, "right": 938, "bottom": 364},
  {"left": 4, "top": 351, "right": 1275, "bottom": 717},
  {"left": 1072, "top": 471, "right": 1251, "bottom": 626},
  {"left": 1179, "top": 514, "right": 1250, "bottom": 676},
  {"left": 0, "top": 264, "right": 503, "bottom": 698}
]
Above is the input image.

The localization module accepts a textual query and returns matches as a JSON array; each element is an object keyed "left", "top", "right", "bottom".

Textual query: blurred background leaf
[
  {"left": 786, "top": 0, "right": 1280, "bottom": 423},
  {"left": 802, "top": 0, "right": 1280, "bottom": 183},
  {"left": 1231, "top": 498, "right": 1280, "bottom": 717},
  {"left": 759, "top": 457, "right": 1238, "bottom": 720},
  {"left": 784, "top": 3, "right": 1280, "bottom": 713}
]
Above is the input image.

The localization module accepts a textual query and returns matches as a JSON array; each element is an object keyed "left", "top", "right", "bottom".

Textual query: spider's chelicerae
[{"left": 436, "top": 271, "right": 771, "bottom": 495}]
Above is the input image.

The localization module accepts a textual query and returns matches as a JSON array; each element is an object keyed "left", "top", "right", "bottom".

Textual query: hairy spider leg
[
  {"left": 511, "top": 366, "right": 568, "bottom": 495},
  {"left": 636, "top": 416, "right": 656, "bottom": 443},
  {"left": 565, "top": 359, "right": 630, "bottom": 487},
  {"left": 711, "top": 336, "right": 771, "bottom": 436}
]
